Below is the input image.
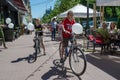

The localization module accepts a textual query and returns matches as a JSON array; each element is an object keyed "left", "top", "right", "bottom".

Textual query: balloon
[
  {"left": 8, "top": 23, "right": 14, "bottom": 29},
  {"left": 6, "top": 18, "right": 11, "bottom": 24},
  {"left": 72, "top": 23, "right": 83, "bottom": 34},
  {"left": 27, "top": 22, "right": 34, "bottom": 31}
]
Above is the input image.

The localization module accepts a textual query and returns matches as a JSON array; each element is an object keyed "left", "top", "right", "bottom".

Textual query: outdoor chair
[{"left": 87, "top": 34, "right": 109, "bottom": 55}]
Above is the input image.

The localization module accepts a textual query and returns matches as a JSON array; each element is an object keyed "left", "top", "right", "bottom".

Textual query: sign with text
[{"left": 96, "top": 0, "right": 120, "bottom": 6}]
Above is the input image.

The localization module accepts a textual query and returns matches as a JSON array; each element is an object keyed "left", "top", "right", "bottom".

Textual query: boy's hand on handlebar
[{"left": 65, "top": 30, "right": 70, "bottom": 34}]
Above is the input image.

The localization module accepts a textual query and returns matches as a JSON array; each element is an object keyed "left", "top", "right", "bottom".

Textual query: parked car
[{"left": 82, "top": 21, "right": 94, "bottom": 28}]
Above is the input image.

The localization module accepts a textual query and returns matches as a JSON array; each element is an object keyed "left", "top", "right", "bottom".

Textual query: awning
[
  {"left": 12, "top": 0, "right": 27, "bottom": 11},
  {"left": 6, "top": 0, "right": 18, "bottom": 11}
]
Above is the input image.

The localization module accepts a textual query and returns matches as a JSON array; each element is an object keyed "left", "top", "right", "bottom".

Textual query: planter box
[{"left": 3, "top": 27, "right": 14, "bottom": 41}]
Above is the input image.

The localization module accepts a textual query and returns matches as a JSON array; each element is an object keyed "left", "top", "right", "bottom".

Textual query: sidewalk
[{"left": 0, "top": 32, "right": 120, "bottom": 80}]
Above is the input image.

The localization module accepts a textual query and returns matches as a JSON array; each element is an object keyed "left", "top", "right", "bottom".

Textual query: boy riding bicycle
[
  {"left": 33, "top": 18, "right": 46, "bottom": 55},
  {"left": 60, "top": 11, "right": 75, "bottom": 63}
]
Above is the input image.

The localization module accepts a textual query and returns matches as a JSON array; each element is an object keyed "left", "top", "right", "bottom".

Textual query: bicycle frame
[
  {"left": 59, "top": 32, "right": 87, "bottom": 75},
  {"left": 67, "top": 33, "right": 87, "bottom": 75},
  {"left": 34, "top": 31, "right": 42, "bottom": 54},
  {"left": 28, "top": 31, "right": 42, "bottom": 63},
  {"left": 64, "top": 33, "right": 78, "bottom": 60}
]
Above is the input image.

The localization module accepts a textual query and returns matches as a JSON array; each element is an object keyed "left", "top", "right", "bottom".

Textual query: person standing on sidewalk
[
  {"left": 50, "top": 18, "right": 57, "bottom": 41},
  {"left": 0, "top": 24, "right": 7, "bottom": 49},
  {"left": 34, "top": 19, "right": 46, "bottom": 55},
  {"left": 58, "top": 21, "right": 63, "bottom": 41}
]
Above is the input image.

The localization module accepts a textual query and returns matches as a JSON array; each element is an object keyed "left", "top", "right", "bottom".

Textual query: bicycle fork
[
  {"left": 72, "top": 47, "right": 79, "bottom": 62},
  {"left": 35, "top": 39, "right": 41, "bottom": 53}
]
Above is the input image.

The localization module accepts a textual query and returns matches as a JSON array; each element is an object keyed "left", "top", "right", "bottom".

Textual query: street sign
[{"left": 96, "top": 0, "right": 120, "bottom": 6}]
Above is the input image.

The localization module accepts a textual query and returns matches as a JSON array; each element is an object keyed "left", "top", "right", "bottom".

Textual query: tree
[
  {"left": 42, "top": 0, "right": 80, "bottom": 23},
  {"left": 42, "top": 0, "right": 120, "bottom": 23}
]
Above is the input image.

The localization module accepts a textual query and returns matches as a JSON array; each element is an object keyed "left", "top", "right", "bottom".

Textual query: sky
[{"left": 30, "top": 0, "right": 57, "bottom": 18}]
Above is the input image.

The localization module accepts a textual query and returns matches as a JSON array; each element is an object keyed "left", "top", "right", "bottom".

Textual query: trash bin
[{"left": 3, "top": 27, "right": 14, "bottom": 41}]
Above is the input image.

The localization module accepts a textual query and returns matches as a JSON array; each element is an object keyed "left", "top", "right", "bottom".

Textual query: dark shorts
[
  {"left": 35, "top": 31, "right": 43, "bottom": 36},
  {"left": 62, "top": 37, "right": 73, "bottom": 47}
]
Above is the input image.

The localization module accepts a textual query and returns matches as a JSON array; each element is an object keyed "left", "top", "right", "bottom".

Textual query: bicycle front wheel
[
  {"left": 69, "top": 48, "right": 87, "bottom": 76},
  {"left": 35, "top": 39, "right": 40, "bottom": 53}
]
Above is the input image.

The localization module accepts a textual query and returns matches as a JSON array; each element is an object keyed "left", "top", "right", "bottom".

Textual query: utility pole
[{"left": 86, "top": 0, "right": 89, "bottom": 30}]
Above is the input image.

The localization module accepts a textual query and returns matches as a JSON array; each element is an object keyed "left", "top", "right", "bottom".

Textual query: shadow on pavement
[
  {"left": 41, "top": 59, "right": 82, "bottom": 80},
  {"left": 11, "top": 52, "right": 44, "bottom": 63},
  {"left": 41, "top": 66, "right": 70, "bottom": 80},
  {"left": 86, "top": 53, "right": 120, "bottom": 79},
  {"left": 0, "top": 47, "right": 7, "bottom": 52}
]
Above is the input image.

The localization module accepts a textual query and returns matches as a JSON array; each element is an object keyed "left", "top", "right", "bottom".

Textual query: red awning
[{"left": 13, "top": 0, "right": 27, "bottom": 11}]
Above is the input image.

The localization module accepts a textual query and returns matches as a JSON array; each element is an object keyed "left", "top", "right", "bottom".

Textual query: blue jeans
[{"left": 51, "top": 28, "right": 56, "bottom": 40}]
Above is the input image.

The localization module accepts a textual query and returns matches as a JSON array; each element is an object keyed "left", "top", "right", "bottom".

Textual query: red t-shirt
[{"left": 62, "top": 17, "right": 75, "bottom": 38}]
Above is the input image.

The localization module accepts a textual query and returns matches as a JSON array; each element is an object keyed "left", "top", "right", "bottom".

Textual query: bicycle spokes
[
  {"left": 69, "top": 48, "right": 87, "bottom": 76},
  {"left": 72, "top": 50, "right": 79, "bottom": 62}
]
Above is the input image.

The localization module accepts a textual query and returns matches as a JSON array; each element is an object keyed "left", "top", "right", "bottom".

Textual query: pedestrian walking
[
  {"left": 57, "top": 21, "right": 63, "bottom": 41},
  {"left": 0, "top": 24, "right": 7, "bottom": 49},
  {"left": 50, "top": 18, "right": 57, "bottom": 41}
]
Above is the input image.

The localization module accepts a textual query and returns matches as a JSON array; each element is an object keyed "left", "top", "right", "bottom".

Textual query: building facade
[{"left": 0, "top": 0, "right": 32, "bottom": 41}]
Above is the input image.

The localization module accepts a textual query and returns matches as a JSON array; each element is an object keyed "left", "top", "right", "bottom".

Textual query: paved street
[{"left": 0, "top": 30, "right": 120, "bottom": 80}]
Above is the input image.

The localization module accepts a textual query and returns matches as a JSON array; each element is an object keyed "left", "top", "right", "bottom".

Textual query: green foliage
[
  {"left": 0, "top": 13, "right": 4, "bottom": 24},
  {"left": 117, "top": 16, "right": 120, "bottom": 29},
  {"left": 0, "top": 18, "right": 4, "bottom": 24},
  {"left": 42, "top": 0, "right": 80, "bottom": 23},
  {"left": 96, "top": 28, "right": 110, "bottom": 43},
  {"left": 42, "top": 0, "right": 120, "bottom": 24}
]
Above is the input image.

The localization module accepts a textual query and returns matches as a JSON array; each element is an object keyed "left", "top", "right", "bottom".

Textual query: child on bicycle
[
  {"left": 34, "top": 18, "right": 46, "bottom": 55},
  {"left": 60, "top": 11, "right": 76, "bottom": 63}
]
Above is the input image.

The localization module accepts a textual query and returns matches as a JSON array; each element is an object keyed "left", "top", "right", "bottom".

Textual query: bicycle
[
  {"left": 28, "top": 31, "right": 42, "bottom": 63},
  {"left": 59, "top": 23, "right": 87, "bottom": 76}
]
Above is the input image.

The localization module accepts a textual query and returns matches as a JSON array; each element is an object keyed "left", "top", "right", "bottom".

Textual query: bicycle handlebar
[{"left": 35, "top": 31, "right": 42, "bottom": 33}]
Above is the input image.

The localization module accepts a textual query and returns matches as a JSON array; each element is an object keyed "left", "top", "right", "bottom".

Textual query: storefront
[{"left": 0, "top": 0, "right": 31, "bottom": 41}]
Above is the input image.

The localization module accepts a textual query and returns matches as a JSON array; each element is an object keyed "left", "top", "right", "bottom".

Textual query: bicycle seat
[{"left": 36, "top": 31, "right": 42, "bottom": 33}]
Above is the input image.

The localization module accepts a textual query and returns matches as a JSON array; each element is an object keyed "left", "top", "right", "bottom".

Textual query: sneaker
[
  {"left": 60, "top": 58, "right": 64, "bottom": 63},
  {"left": 4, "top": 46, "right": 8, "bottom": 49}
]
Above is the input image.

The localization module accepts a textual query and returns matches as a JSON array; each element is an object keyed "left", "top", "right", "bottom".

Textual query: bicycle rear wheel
[
  {"left": 28, "top": 53, "right": 36, "bottom": 63},
  {"left": 69, "top": 48, "right": 87, "bottom": 76},
  {"left": 59, "top": 42, "right": 67, "bottom": 71},
  {"left": 59, "top": 42, "right": 68, "bottom": 62}
]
